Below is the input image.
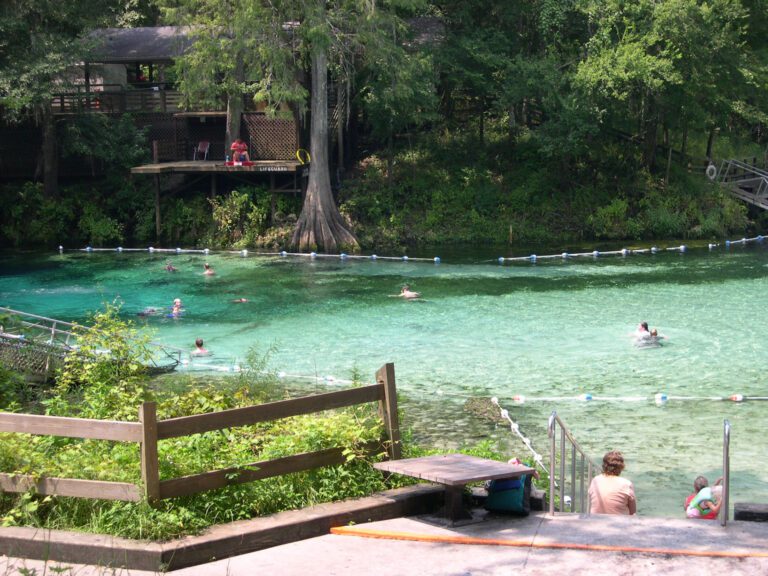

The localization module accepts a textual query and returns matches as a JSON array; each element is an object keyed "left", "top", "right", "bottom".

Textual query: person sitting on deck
[
  {"left": 230, "top": 139, "right": 250, "bottom": 162},
  {"left": 588, "top": 450, "right": 637, "bottom": 515}
]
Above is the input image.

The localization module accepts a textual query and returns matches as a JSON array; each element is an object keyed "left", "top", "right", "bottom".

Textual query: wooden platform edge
[{"left": 0, "top": 484, "right": 443, "bottom": 571}]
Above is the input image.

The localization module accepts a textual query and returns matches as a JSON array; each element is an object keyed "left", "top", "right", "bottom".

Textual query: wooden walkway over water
[
  {"left": 716, "top": 158, "right": 768, "bottom": 210},
  {"left": 131, "top": 159, "right": 304, "bottom": 175},
  {"left": 131, "top": 160, "right": 309, "bottom": 238},
  {"left": 0, "top": 307, "right": 183, "bottom": 381}
]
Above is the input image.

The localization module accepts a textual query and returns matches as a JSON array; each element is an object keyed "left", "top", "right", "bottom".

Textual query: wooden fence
[{"left": 0, "top": 363, "right": 401, "bottom": 503}]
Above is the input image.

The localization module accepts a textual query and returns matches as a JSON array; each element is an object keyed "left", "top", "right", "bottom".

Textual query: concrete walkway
[{"left": 2, "top": 512, "right": 768, "bottom": 575}]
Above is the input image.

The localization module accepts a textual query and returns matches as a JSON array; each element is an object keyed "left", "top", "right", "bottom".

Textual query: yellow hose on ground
[{"left": 330, "top": 526, "right": 768, "bottom": 559}]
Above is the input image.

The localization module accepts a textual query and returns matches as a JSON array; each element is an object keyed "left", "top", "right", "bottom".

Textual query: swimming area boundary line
[
  {"left": 329, "top": 525, "right": 768, "bottom": 559},
  {"left": 60, "top": 232, "right": 766, "bottom": 265}
]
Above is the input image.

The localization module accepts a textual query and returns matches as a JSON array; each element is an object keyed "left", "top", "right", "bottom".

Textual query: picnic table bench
[{"left": 374, "top": 453, "right": 534, "bottom": 524}]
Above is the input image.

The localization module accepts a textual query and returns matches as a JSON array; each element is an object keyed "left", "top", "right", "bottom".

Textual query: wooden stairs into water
[
  {"left": 715, "top": 159, "right": 768, "bottom": 210},
  {"left": 0, "top": 307, "right": 183, "bottom": 382}
]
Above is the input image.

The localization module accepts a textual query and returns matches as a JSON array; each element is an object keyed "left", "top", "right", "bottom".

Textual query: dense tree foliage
[{"left": 1, "top": 0, "right": 768, "bottom": 249}]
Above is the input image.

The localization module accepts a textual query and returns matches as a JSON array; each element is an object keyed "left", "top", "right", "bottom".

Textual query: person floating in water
[
  {"left": 165, "top": 261, "right": 177, "bottom": 272},
  {"left": 633, "top": 321, "right": 665, "bottom": 346},
  {"left": 232, "top": 297, "right": 248, "bottom": 303},
  {"left": 170, "top": 298, "right": 184, "bottom": 317},
  {"left": 137, "top": 306, "right": 160, "bottom": 317},
  {"left": 191, "top": 338, "right": 209, "bottom": 356},
  {"left": 203, "top": 262, "right": 215, "bottom": 276},
  {"left": 398, "top": 284, "right": 421, "bottom": 300}
]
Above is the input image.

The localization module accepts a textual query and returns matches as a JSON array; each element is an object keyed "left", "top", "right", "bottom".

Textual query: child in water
[{"left": 686, "top": 484, "right": 723, "bottom": 518}]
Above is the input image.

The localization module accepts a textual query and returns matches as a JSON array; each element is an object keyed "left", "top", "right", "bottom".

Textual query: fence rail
[
  {"left": 0, "top": 363, "right": 401, "bottom": 503},
  {"left": 548, "top": 411, "right": 598, "bottom": 515}
]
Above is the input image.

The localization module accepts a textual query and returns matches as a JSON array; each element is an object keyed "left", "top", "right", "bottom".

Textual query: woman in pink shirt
[{"left": 588, "top": 450, "right": 637, "bottom": 515}]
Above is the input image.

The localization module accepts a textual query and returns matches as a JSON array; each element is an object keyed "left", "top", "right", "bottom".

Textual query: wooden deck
[{"left": 131, "top": 159, "right": 304, "bottom": 175}]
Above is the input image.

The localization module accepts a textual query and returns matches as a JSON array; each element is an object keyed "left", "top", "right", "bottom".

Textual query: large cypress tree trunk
[
  {"left": 291, "top": 47, "right": 358, "bottom": 253},
  {"left": 225, "top": 56, "right": 245, "bottom": 154}
]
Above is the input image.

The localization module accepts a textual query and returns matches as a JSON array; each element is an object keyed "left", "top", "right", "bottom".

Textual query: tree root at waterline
[{"left": 291, "top": 205, "right": 359, "bottom": 254}]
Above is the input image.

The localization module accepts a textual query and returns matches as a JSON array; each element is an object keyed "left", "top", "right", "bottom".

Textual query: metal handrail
[
  {"left": 0, "top": 306, "right": 185, "bottom": 367},
  {"left": 548, "top": 411, "right": 599, "bottom": 515},
  {"left": 721, "top": 419, "right": 731, "bottom": 526}
]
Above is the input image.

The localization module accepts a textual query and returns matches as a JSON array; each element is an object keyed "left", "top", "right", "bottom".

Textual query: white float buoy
[
  {"left": 176, "top": 247, "right": 182, "bottom": 254},
  {"left": 371, "top": 254, "right": 377, "bottom": 260},
  {"left": 725, "top": 240, "right": 731, "bottom": 248},
  {"left": 592, "top": 250, "right": 600, "bottom": 257},
  {"left": 281, "top": 250, "right": 287, "bottom": 257},
  {"left": 530, "top": 254, "right": 537, "bottom": 262},
  {"left": 148, "top": 246, "right": 154, "bottom": 253},
  {"left": 277, "top": 371, "right": 287, "bottom": 379},
  {"left": 621, "top": 248, "right": 629, "bottom": 256},
  {"left": 579, "top": 393, "right": 593, "bottom": 401},
  {"left": 86, "top": 246, "right": 93, "bottom": 252},
  {"left": 500, "top": 409, "right": 509, "bottom": 419},
  {"left": 434, "top": 256, "right": 441, "bottom": 263},
  {"left": 490, "top": 397, "right": 499, "bottom": 405},
  {"left": 680, "top": 245, "right": 687, "bottom": 252},
  {"left": 204, "top": 248, "right": 210, "bottom": 255},
  {"left": 311, "top": 252, "right": 317, "bottom": 259},
  {"left": 402, "top": 255, "right": 409, "bottom": 261},
  {"left": 241, "top": 249, "right": 248, "bottom": 257},
  {"left": 651, "top": 246, "right": 659, "bottom": 254},
  {"left": 116, "top": 247, "right": 123, "bottom": 253},
  {"left": 340, "top": 253, "right": 347, "bottom": 259},
  {"left": 654, "top": 393, "right": 668, "bottom": 406},
  {"left": 58, "top": 245, "right": 63, "bottom": 253},
  {"left": 562, "top": 252, "right": 569, "bottom": 258}
]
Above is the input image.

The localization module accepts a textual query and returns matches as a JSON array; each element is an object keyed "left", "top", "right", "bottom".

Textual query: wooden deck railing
[{"left": 0, "top": 363, "right": 401, "bottom": 503}]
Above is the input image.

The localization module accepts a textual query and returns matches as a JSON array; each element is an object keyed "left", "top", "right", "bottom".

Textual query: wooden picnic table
[{"left": 374, "top": 454, "right": 534, "bottom": 523}]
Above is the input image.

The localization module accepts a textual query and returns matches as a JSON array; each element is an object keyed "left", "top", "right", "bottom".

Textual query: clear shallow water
[{"left": 1, "top": 247, "right": 768, "bottom": 517}]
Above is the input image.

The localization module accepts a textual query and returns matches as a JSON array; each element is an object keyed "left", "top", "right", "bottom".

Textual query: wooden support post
[
  {"left": 210, "top": 174, "right": 218, "bottom": 199},
  {"left": 376, "top": 363, "right": 402, "bottom": 460},
  {"left": 139, "top": 402, "right": 160, "bottom": 502},
  {"left": 153, "top": 175, "right": 161, "bottom": 241},
  {"left": 270, "top": 174, "right": 276, "bottom": 224}
]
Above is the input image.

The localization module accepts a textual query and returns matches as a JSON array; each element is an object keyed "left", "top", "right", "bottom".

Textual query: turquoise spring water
[{"left": 1, "top": 245, "right": 767, "bottom": 517}]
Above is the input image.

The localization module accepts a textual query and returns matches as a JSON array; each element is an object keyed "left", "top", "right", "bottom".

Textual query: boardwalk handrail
[
  {"left": 721, "top": 419, "right": 731, "bottom": 526},
  {"left": 0, "top": 306, "right": 186, "bottom": 376},
  {"left": 0, "top": 363, "right": 401, "bottom": 503},
  {"left": 548, "top": 411, "right": 599, "bottom": 515}
]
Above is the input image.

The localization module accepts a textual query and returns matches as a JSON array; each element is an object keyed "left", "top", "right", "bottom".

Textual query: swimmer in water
[
  {"left": 191, "top": 338, "right": 209, "bottom": 356},
  {"left": 170, "top": 298, "right": 183, "bottom": 317},
  {"left": 203, "top": 262, "right": 215, "bottom": 276},
  {"left": 137, "top": 306, "right": 160, "bottom": 317},
  {"left": 165, "top": 261, "right": 177, "bottom": 272},
  {"left": 232, "top": 297, "right": 248, "bottom": 303},
  {"left": 398, "top": 284, "right": 421, "bottom": 300}
]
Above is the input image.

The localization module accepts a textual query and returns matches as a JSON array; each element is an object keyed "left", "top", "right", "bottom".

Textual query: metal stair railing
[
  {"left": 716, "top": 159, "right": 768, "bottom": 210},
  {"left": 721, "top": 419, "right": 731, "bottom": 527},
  {"left": 0, "top": 306, "right": 185, "bottom": 378},
  {"left": 548, "top": 411, "right": 599, "bottom": 515}
]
